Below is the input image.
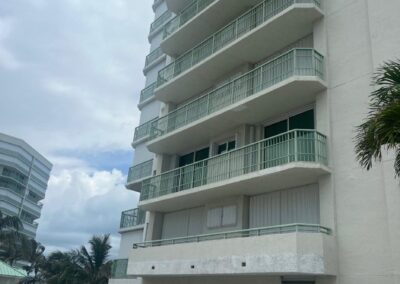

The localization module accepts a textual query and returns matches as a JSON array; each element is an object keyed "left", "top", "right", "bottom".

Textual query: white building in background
[
  {"left": 110, "top": 0, "right": 400, "bottom": 283},
  {"left": 0, "top": 133, "right": 52, "bottom": 239}
]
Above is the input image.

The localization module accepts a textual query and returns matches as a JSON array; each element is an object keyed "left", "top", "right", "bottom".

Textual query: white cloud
[
  {"left": 37, "top": 167, "right": 139, "bottom": 256},
  {"left": 0, "top": 0, "right": 153, "bottom": 254}
]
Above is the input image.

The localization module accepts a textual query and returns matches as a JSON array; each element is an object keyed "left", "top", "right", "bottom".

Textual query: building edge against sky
[
  {"left": 0, "top": 132, "right": 52, "bottom": 239},
  {"left": 111, "top": 0, "right": 400, "bottom": 283}
]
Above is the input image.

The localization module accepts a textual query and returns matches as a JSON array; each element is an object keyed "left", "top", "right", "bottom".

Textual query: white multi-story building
[
  {"left": 0, "top": 133, "right": 52, "bottom": 239},
  {"left": 111, "top": 0, "right": 400, "bottom": 283}
]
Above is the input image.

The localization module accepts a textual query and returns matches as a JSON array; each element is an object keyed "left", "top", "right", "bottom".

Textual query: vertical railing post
[
  {"left": 258, "top": 140, "right": 263, "bottom": 170},
  {"left": 294, "top": 130, "right": 298, "bottom": 162},
  {"left": 314, "top": 130, "right": 319, "bottom": 163},
  {"left": 293, "top": 49, "right": 297, "bottom": 76},
  {"left": 227, "top": 151, "right": 231, "bottom": 179}
]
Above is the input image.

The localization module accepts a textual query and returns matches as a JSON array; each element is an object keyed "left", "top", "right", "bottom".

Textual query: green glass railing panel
[
  {"left": 133, "top": 223, "right": 331, "bottom": 248},
  {"left": 133, "top": 118, "right": 159, "bottom": 142},
  {"left": 163, "top": 0, "right": 216, "bottom": 39},
  {"left": 140, "top": 130, "right": 327, "bottom": 201},
  {"left": 127, "top": 160, "right": 153, "bottom": 184},
  {"left": 145, "top": 47, "right": 164, "bottom": 68},
  {"left": 120, "top": 208, "right": 146, "bottom": 228},
  {"left": 150, "top": 10, "right": 172, "bottom": 34},
  {"left": 139, "top": 82, "right": 157, "bottom": 104},
  {"left": 157, "top": 0, "right": 321, "bottom": 87},
  {"left": 111, "top": 259, "right": 128, "bottom": 278},
  {"left": 150, "top": 49, "right": 324, "bottom": 140}
]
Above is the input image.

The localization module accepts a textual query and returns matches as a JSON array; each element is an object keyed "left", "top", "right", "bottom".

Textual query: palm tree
[
  {"left": 75, "top": 234, "right": 112, "bottom": 284},
  {"left": 19, "top": 239, "right": 46, "bottom": 283},
  {"left": 41, "top": 235, "right": 112, "bottom": 284},
  {"left": 355, "top": 60, "right": 400, "bottom": 176},
  {"left": 0, "top": 210, "right": 22, "bottom": 237},
  {"left": 41, "top": 251, "right": 83, "bottom": 284},
  {"left": 0, "top": 210, "right": 24, "bottom": 266}
]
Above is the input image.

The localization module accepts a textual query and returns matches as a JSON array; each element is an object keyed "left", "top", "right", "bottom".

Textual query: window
[
  {"left": 207, "top": 205, "right": 237, "bottom": 228},
  {"left": 217, "top": 140, "right": 236, "bottom": 155},
  {"left": 264, "top": 109, "right": 315, "bottom": 139},
  {"left": 179, "top": 147, "right": 209, "bottom": 167}
]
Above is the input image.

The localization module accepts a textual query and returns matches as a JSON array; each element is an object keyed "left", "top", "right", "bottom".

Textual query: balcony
[
  {"left": 23, "top": 198, "right": 42, "bottom": 215},
  {"left": 162, "top": 0, "right": 263, "bottom": 57},
  {"left": 126, "top": 160, "right": 153, "bottom": 191},
  {"left": 143, "top": 47, "right": 166, "bottom": 73},
  {"left": 111, "top": 259, "right": 129, "bottom": 279},
  {"left": 127, "top": 224, "right": 336, "bottom": 276},
  {"left": 138, "top": 82, "right": 157, "bottom": 109},
  {"left": 166, "top": 0, "right": 194, "bottom": 13},
  {"left": 148, "top": 49, "right": 325, "bottom": 155},
  {"left": 140, "top": 130, "right": 329, "bottom": 211},
  {"left": 132, "top": 118, "right": 158, "bottom": 147},
  {"left": 155, "top": 0, "right": 323, "bottom": 104},
  {"left": 120, "top": 208, "right": 146, "bottom": 230},
  {"left": 149, "top": 10, "right": 172, "bottom": 38}
]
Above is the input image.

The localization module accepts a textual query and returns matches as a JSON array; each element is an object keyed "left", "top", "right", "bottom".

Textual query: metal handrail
[
  {"left": 157, "top": 0, "right": 321, "bottom": 87},
  {"left": 162, "top": 0, "right": 216, "bottom": 39},
  {"left": 127, "top": 160, "right": 153, "bottom": 184},
  {"left": 140, "top": 129, "right": 328, "bottom": 201},
  {"left": 133, "top": 223, "right": 331, "bottom": 248},
  {"left": 120, "top": 208, "right": 146, "bottom": 229},
  {"left": 150, "top": 48, "right": 324, "bottom": 140},
  {"left": 145, "top": 47, "right": 164, "bottom": 68},
  {"left": 111, "top": 259, "right": 128, "bottom": 279},
  {"left": 139, "top": 82, "right": 157, "bottom": 104},
  {"left": 150, "top": 10, "right": 172, "bottom": 34},
  {"left": 133, "top": 118, "right": 159, "bottom": 142}
]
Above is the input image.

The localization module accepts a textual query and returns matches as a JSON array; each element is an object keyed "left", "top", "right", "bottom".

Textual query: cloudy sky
[{"left": 0, "top": 0, "right": 153, "bottom": 255}]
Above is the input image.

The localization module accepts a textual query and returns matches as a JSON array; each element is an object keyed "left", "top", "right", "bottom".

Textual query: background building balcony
[
  {"left": 140, "top": 130, "right": 329, "bottom": 212},
  {"left": 138, "top": 83, "right": 157, "bottom": 110},
  {"left": 126, "top": 160, "right": 153, "bottom": 191},
  {"left": 110, "top": 259, "right": 129, "bottom": 279},
  {"left": 162, "top": 0, "right": 262, "bottom": 57},
  {"left": 120, "top": 208, "right": 146, "bottom": 230},
  {"left": 165, "top": 0, "right": 194, "bottom": 13},
  {"left": 132, "top": 118, "right": 158, "bottom": 147},
  {"left": 155, "top": 0, "right": 323, "bottom": 104},
  {"left": 148, "top": 49, "right": 325, "bottom": 155},
  {"left": 149, "top": 10, "right": 172, "bottom": 39},
  {"left": 127, "top": 224, "right": 336, "bottom": 277},
  {"left": 143, "top": 47, "right": 166, "bottom": 74}
]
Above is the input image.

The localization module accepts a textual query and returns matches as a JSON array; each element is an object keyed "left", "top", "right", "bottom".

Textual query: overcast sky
[{"left": 0, "top": 0, "right": 153, "bottom": 256}]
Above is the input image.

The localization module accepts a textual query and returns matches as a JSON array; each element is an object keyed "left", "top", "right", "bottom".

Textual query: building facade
[
  {"left": 0, "top": 133, "right": 52, "bottom": 239},
  {"left": 111, "top": 0, "right": 400, "bottom": 283}
]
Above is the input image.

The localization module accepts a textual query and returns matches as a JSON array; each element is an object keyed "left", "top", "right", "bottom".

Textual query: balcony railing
[
  {"left": 139, "top": 82, "right": 157, "bottom": 105},
  {"left": 150, "top": 11, "right": 172, "bottom": 34},
  {"left": 145, "top": 47, "right": 164, "bottom": 69},
  {"left": 140, "top": 130, "right": 327, "bottom": 201},
  {"left": 163, "top": 0, "right": 216, "bottom": 39},
  {"left": 111, "top": 259, "right": 128, "bottom": 279},
  {"left": 133, "top": 223, "right": 331, "bottom": 248},
  {"left": 133, "top": 118, "right": 159, "bottom": 142},
  {"left": 157, "top": 0, "right": 321, "bottom": 87},
  {"left": 127, "top": 160, "right": 153, "bottom": 184},
  {"left": 150, "top": 49, "right": 323, "bottom": 140},
  {"left": 120, "top": 208, "right": 146, "bottom": 229}
]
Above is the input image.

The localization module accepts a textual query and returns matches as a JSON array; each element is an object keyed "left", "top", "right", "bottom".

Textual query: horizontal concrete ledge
[{"left": 127, "top": 232, "right": 337, "bottom": 277}]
